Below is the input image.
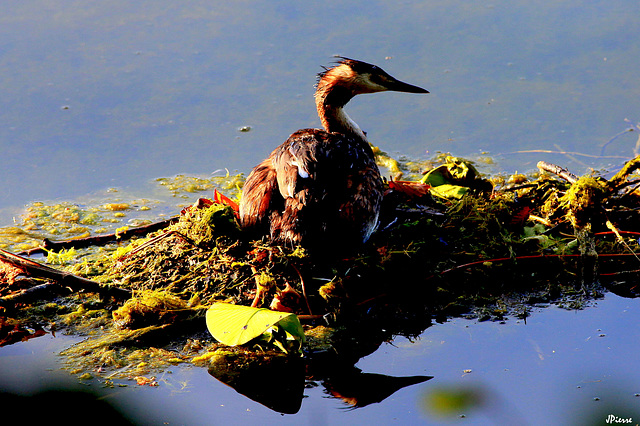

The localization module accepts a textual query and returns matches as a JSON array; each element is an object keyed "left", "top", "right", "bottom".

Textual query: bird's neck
[{"left": 315, "top": 82, "right": 367, "bottom": 142}]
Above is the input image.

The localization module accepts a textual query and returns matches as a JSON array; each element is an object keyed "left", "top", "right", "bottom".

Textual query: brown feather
[{"left": 239, "top": 158, "right": 278, "bottom": 231}]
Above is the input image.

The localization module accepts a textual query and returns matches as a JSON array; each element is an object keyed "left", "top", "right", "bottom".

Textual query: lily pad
[{"left": 205, "top": 303, "right": 305, "bottom": 349}]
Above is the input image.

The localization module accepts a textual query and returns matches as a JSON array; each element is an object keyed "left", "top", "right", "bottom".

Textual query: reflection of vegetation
[
  {"left": 0, "top": 388, "right": 136, "bottom": 424},
  {"left": 1, "top": 154, "right": 640, "bottom": 414},
  {"left": 206, "top": 349, "right": 306, "bottom": 414},
  {"left": 422, "top": 381, "right": 640, "bottom": 425},
  {"left": 423, "top": 385, "right": 485, "bottom": 418}
]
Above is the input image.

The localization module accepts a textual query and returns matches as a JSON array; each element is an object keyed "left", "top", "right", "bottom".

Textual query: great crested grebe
[{"left": 239, "top": 58, "right": 428, "bottom": 252}]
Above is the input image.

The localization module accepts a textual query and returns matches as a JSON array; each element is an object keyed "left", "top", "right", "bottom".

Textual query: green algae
[
  {"left": 156, "top": 172, "right": 244, "bottom": 201},
  {"left": 0, "top": 173, "right": 244, "bottom": 254}
]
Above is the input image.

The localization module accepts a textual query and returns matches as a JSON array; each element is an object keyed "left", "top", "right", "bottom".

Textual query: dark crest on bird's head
[{"left": 316, "top": 57, "right": 375, "bottom": 86}]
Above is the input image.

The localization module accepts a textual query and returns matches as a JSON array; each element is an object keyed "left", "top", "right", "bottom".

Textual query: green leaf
[
  {"left": 420, "top": 156, "right": 479, "bottom": 185},
  {"left": 205, "top": 303, "right": 305, "bottom": 350},
  {"left": 420, "top": 156, "right": 479, "bottom": 200},
  {"left": 429, "top": 184, "right": 469, "bottom": 200},
  {"left": 420, "top": 164, "right": 449, "bottom": 186}
]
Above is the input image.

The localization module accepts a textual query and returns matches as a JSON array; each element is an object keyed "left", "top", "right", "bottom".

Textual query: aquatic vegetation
[
  {"left": 156, "top": 172, "right": 244, "bottom": 201},
  {"left": 1, "top": 154, "right": 640, "bottom": 400}
]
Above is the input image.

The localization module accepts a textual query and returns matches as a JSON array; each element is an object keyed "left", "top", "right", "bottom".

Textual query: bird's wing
[
  {"left": 238, "top": 157, "right": 279, "bottom": 230},
  {"left": 273, "top": 130, "right": 326, "bottom": 200}
]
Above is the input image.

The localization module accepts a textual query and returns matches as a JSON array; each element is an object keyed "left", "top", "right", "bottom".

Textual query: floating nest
[{"left": 1, "top": 153, "right": 640, "bottom": 390}]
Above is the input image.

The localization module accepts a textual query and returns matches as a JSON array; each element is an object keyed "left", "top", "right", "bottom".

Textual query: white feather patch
[{"left": 291, "top": 159, "right": 309, "bottom": 179}]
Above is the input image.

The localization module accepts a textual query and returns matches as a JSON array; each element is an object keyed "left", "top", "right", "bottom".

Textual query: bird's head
[{"left": 317, "top": 57, "right": 429, "bottom": 96}]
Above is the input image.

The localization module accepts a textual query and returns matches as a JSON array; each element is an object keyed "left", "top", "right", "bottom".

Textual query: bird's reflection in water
[
  {"left": 208, "top": 352, "right": 431, "bottom": 414},
  {"left": 323, "top": 367, "right": 432, "bottom": 409}
]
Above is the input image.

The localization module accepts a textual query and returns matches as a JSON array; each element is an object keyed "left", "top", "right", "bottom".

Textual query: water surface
[
  {"left": 1, "top": 0, "right": 639, "bottom": 218},
  {"left": 1, "top": 294, "right": 638, "bottom": 425},
  {"left": 1, "top": 2, "right": 640, "bottom": 425}
]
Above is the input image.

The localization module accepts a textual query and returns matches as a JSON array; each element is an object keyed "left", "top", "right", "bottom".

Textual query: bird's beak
[
  {"left": 385, "top": 76, "right": 429, "bottom": 94},
  {"left": 384, "top": 75, "right": 429, "bottom": 93}
]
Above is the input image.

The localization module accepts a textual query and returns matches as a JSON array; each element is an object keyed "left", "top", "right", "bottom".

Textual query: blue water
[
  {"left": 1, "top": 1, "right": 639, "bottom": 218},
  {"left": 1, "top": 1, "right": 640, "bottom": 424},
  {"left": 1, "top": 294, "right": 638, "bottom": 425}
]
